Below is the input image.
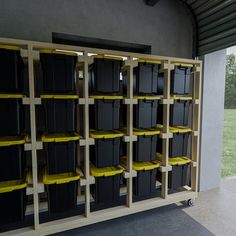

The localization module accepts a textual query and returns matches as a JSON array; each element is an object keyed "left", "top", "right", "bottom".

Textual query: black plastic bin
[
  {"left": 121, "top": 159, "right": 160, "bottom": 197},
  {"left": 157, "top": 99, "right": 191, "bottom": 127},
  {"left": 134, "top": 97, "right": 159, "bottom": 128},
  {"left": 170, "top": 127, "right": 191, "bottom": 157},
  {"left": 0, "top": 136, "right": 26, "bottom": 181},
  {"left": 156, "top": 157, "right": 190, "bottom": 190},
  {"left": 90, "top": 96, "right": 122, "bottom": 131},
  {"left": 171, "top": 65, "right": 192, "bottom": 95},
  {"left": 42, "top": 134, "right": 79, "bottom": 175},
  {"left": 170, "top": 133, "right": 190, "bottom": 157},
  {"left": 90, "top": 130, "right": 123, "bottom": 168},
  {"left": 169, "top": 164, "right": 189, "bottom": 190},
  {"left": 0, "top": 95, "right": 24, "bottom": 136},
  {"left": 134, "top": 61, "right": 160, "bottom": 94},
  {"left": 89, "top": 55, "right": 122, "bottom": 94},
  {"left": 156, "top": 104, "right": 163, "bottom": 125},
  {"left": 0, "top": 175, "right": 27, "bottom": 226},
  {"left": 134, "top": 169, "right": 157, "bottom": 197},
  {"left": 41, "top": 95, "right": 77, "bottom": 133},
  {"left": 157, "top": 73, "right": 164, "bottom": 95},
  {"left": 43, "top": 170, "right": 80, "bottom": 214},
  {"left": 133, "top": 128, "right": 160, "bottom": 162},
  {"left": 170, "top": 100, "right": 191, "bottom": 126},
  {"left": 90, "top": 165, "right": 123, "bottom": 205},
  {"left": 40, "top": 50, "right": 77, "bottom": 93},
  {"left": 0, "top": 45, "right": 24, "bottom": 93},
  {"left": 123, "top": 60, "right": 161, "bottom": 95},
  {"left": 156, "top": 127, "right": 191, "bottom": 158},
  {"left": 168, "top": 157, "right": 191, "bottom": 190}
]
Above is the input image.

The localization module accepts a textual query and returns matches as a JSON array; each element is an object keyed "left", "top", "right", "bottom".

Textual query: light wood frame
[{"left": 0, "top": 37, "right": 202, "bottom": 236}]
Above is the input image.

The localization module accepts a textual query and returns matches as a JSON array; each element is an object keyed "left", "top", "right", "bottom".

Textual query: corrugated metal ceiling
[{"left": 180, "top": 0, "right": 236, "bottom": 56}]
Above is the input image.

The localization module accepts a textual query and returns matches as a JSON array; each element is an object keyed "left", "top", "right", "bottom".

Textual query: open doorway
[{"left": 222, "top": 46, "right": 236, "bottom": 177}]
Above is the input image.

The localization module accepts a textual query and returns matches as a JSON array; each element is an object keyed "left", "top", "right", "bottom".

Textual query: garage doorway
[{"left": 222, "top": 46, "right": 236, "bottom": 177}]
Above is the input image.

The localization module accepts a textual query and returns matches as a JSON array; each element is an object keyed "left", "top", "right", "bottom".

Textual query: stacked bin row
[
  {"left": 39, "top": 50, "right": 80, "bottom": 214},
  {"left": 157, "top": 62, "right": 193, "bottom": 191},
  {"left": 89, "top": 56, "right": 124, "bottom": 206},
  {"left": 126, "top": 61, "right": 193, "bottom": 193},
  {"left": 157, "top": 63, "right": 193, "bottom": 127},
  {"left": 124, "top": 59, "right": 162, "bottom": 199},
  {"left": 0, "top": 45, "right": 29, "bottom": 227},
  {"left": 167, "top": 64, "right": 192, "bottom": 191}
]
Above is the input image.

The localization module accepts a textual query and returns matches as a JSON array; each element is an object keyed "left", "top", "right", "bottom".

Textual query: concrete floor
[
  {"left": 55, "top": 177, "right": 236, "bottom": 236},
  {"left": 184, "top": 176, "right": 236, "bottom": 236}
]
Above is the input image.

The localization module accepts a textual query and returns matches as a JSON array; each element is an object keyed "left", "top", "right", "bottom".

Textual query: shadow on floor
[{"left": 53, "top": 204, "right": 213, "bottom": 236}]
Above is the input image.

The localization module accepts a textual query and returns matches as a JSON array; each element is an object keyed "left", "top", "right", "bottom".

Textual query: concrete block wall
[{"left": 0, "top": 0, "right": 192, "bottom": 58}]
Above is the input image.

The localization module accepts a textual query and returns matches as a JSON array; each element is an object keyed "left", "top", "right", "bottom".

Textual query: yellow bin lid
[
  {"left": 0, "top": 45, "right": 20, "bottom": 51},
  {"left": 0, "top": 94, "right": 25, "bottom": 99},
  {"left": 134, "top": 95, "right": 161, "bottom": 100},
  {"left": 171, "top": 95, "right": 192, "bottom": 101},
  {"left": 40, "top": 49, "right": 78, "bottom": 57},
  {"left": 40, "top": 94, "right": 78, "bottom": 99},
  {"left": 121, "top": 157, "right": 160, "bottom": 171},
  {"left": 43, "top": 170, "right": 80, "bottom": 185},
  {"left": 156, "top": 153, "right": 191, "bottom": 166},
  {"left": 90, "top": 130, "right": 124, "bottom": 139},
  {"left": 94, "top": 55, "right": 123, "bottom": 61},
  {"left": 90, "top": 164, "right": 123, "bottom": 177},
  {"left": 155, "top": 125, "right": 191, "bottom": 134},
  {"left": 133, "top": 128, "right": 160, "bottom": 136},
  {"left": 41, "top": 133, "right": 80, "bottom": 143},
  {"left": 170, "top": 126, "right": 192, "bottom": 134},
  {"left": 91, "top": 95, "right": 123, "bottom": 100},
  {"left": 137, "top": 58, "right": 161, "bottom": 64},
  {"left": 0, "top": 135, "right": 27, "bottom": 147},
  {"left": 133, "top": 161, "right": 160, "bottom": 171},
  {"left": 169, "top": 157, "right": 191, "bottom": 166},
  {"left": 0, "top": 172, "right": 29, "bottom": 193}
]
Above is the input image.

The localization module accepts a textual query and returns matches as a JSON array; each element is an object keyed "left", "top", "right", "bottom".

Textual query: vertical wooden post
[
  {"left": 191, "top": 62, "right": 202, "bottom": 192},
  {"left": 161, "top": 61, "right": 171, "bottom": 199},
  {"left": 125, "top": 58, "right": 136, "bottom": 207},
  {"left": 76, "top": 60, "right": 81, "bottom": 197},
  {"left": 27, "top": 45, "right": 39, "bottom": 229},
  {"left": 82, "top": 52, "right": 91, "bottom": 217}
]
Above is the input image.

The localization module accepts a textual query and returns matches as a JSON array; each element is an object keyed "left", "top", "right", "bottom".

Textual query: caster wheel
[{"left": 187, "top": 199, "right": 194, "bottom": 207}]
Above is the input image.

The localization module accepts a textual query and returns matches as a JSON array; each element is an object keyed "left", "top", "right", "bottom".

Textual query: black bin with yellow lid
[{"left": 40, "top": 50, "right": 77, "bottom": 93}]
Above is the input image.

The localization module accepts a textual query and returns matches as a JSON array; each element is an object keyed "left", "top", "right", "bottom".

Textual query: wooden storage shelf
[{"left": 0, "top": 37, "right": 202, "bottom": 236}]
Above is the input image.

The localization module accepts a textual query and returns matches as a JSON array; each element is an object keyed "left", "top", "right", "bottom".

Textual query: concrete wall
[
  {"left": 200, "top": 49, "right": 226, "bottom": 191},
  {"left": 0, "top": 0, "right": 193, "bottom": 58}
]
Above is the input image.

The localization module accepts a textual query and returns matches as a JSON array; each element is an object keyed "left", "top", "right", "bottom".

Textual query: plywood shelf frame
[{"left": 0, "top": 37, "right": 202, "bottom": 236}]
